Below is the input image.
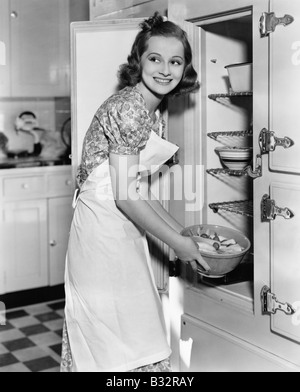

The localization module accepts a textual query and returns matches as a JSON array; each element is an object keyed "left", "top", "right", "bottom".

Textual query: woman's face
[{"left": 139, "top": 36, "right": 185, "bottom": 98}]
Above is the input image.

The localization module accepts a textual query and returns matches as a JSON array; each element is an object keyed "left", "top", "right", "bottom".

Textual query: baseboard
[{"left": 0, "top": 285, "right": 65, "bottom": 310}]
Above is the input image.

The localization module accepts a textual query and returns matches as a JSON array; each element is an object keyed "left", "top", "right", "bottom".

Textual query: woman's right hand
[{"left": 174, "top": 236, "right": 211, "bottom": 272}]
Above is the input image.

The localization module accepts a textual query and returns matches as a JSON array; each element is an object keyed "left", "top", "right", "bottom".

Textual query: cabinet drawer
[
  {"left": 3, "top": 176, "right": 46, "bottom": 199},
  {"left": 47, "top": 173, "right": 73, "bottom": 196}
]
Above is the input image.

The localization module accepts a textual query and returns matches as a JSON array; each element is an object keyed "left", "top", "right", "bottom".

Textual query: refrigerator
[{"left": 71, "top": 0, "right": 300, "bottom": 372}]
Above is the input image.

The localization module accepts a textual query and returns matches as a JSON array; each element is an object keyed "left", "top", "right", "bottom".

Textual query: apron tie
[{"left": 72, "top": 189, "right": 80, "bottom": 209}]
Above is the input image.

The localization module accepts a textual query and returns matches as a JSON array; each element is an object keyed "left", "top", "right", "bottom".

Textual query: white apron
[{"left": 64, "top": 131, "right": 179, "bottom": 372}]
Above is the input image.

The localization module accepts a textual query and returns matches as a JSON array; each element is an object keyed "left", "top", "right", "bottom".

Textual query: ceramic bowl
[
  {"left": 215, "top": 147, "right": 253, "bottom": 171},
  {"left": 181, "top": 224, "right": 251, "bottom": 278},
  {"left": 225, "top": 63, "right": 253, "bottom": 92}
]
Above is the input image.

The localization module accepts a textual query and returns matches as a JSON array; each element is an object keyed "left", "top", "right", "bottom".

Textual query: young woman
[{"left": 61, "top": 12, "right": 209, "bottom": 373}]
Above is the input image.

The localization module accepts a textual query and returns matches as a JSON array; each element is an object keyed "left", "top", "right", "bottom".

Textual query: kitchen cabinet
[
  {"left": 168, "top": 0, "right": 300, "bottom": 372},
  {"left": 48, "top": 197, "right": 73, "bottom": 287},
  {"left": 71, "top": 19, "right": 170, "bottom": 293},
  {"left": 0, "top": 167, "right": 73, "bottom": 294},
  {"left": 180, "top": 315, "right": 297, "bottom": 372}
]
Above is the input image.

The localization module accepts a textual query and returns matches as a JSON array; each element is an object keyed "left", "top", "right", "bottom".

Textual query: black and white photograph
[{"left": 0, "top": 0, "right": 299, "bottom": 375}]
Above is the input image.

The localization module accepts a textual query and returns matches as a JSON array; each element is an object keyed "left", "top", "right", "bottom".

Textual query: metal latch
[
  {"left": 260, "top": 12, "right": 294, "bottom": 37},
  {"left": 259, "top": 128, "right": 294, "bottom": 154},
  {"left": 245, "top": 154, "right": 262, "bottom": 179},
  {"left": 261, "top": 286, "right": 295, "bottom": 316},
  {"left": 261, "top": 194, "right": 294, "bottom": 222}
]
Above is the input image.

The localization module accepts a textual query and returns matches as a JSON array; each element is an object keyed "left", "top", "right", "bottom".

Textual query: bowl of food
[
  {"left": 225, "top": 62, "right": 253, "bottom": 93},
  {"left": 181, "top": 224, "right": 251, "bottom": 278},
  {"left": 215, "top": 147, "right": 253, "bottom": 171}
]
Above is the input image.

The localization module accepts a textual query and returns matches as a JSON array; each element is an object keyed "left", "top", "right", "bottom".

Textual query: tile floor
[{"left": 0, "top": 300, "right": 64, "bottom": 372}]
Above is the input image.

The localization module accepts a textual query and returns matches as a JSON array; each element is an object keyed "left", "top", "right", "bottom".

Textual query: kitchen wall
[
  {"left": 0, "top": 0, "right": 89, "bottom": 158},
  {"left": 0, "top": 97, "right": 70, "bottom": 153},
  {"left": 90, "top": 0, "right": 167, "bottom": 19}
]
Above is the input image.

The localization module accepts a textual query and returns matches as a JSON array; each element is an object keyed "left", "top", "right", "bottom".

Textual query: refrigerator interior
[{"left": 194, "top": 13, "right": 254, "bottom": 299}]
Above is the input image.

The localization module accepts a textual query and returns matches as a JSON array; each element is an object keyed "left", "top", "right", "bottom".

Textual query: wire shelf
[
  {"left": 207, "top": 130, "right": 253, "bottom": 141},
  {"left": 209, "top": 200, "right": 253, "bottom": 218},
  {"left": 208, "top": 92, "right": 253, "bottom": 101},
  {"left": 207, "top": 168, "right": 250, "bottom": 177}
]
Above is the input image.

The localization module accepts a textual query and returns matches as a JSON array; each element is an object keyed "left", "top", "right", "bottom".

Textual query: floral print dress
[{"left": 76, "top": 85, "right": 165, "bottom": 188}]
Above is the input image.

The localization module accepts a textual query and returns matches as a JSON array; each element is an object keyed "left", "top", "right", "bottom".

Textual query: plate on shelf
[
  {"left": 197, "top": 270, "right": 226, "bottom": 279},
  {"left": 215, "top": 147, "right": 253, "bottom": 171}
]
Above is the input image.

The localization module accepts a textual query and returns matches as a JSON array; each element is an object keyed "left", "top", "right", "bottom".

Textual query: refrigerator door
[
  {"left": 70, "top": 19, "right": 169, "bottom": 291},
  {"left": 269, "top": 0, "right": 300, "bottom": 174},
  {"left": 71, "top": 19, "right": 143, "bottom": 170},
  {"left": 266, "top": 0, "right": 300, "bottom": 344}
]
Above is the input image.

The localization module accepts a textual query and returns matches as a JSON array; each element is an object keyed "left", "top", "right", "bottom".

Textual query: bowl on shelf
[
  {"left": 181, "top": 224, "right": 251, "bottom": 278},
  {"left": 225, "top": 62, "right": 253, "bottom": 93},
  {"left": 215, "top": 147, "right": 253, "bottom": 171}
]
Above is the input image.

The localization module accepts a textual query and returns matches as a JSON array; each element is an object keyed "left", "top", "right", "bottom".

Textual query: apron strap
[{"left": 72, "top": 189, "right": 80, "bottom": 209}]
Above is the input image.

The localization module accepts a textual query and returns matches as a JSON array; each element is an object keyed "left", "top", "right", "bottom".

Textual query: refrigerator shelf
[
  {"left": 208, "top": 92, "right": 253, "bottom": 101},
  {"left": 209, "top": 200, "right": 253, "bottom": 218},
  {"left": 207, "top": 130, "right": 253, "bottom": 140},
  {"left": 207, "top": 168, "right": 250, "bottom": 177}
]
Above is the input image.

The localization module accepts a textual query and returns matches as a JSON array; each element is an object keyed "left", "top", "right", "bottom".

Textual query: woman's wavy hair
[{"left": 118, "top": 12, "right": 200, "bottom": 97}]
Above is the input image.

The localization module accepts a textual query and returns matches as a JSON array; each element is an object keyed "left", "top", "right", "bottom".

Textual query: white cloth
[
  {"left": 139, "top": 130, "right": 179, "bottom": 176},
  {"left": 64, "top": 132, "right": 178, "bottom": 372}
]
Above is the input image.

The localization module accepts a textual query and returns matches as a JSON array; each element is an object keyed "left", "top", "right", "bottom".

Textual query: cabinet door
[
  {"left": 168, "top": 0, "right": 300, "bottom": 372},
  {"left": 10, "top": 0, "right": 70, "bottom": 97},
  {"left": 48, "top": 197, "right": 73, "bottom": 286},
  {"left": 269, "top": 0, "right": 300, "bottom": 174},
  {"left": 0, "top": 0, "right": 10, "bottom": 96},
  {"left": 2, "top": 200, "right": 48, "bottom": 293},
  {"left": 180, "top": 315, "right": 298, "bottom": 372},
  {"left": 71, "top": 19, "right": 170, "bottom": 291},
  {"left": 71, "top": 19, "right": 143, "bottom": 169}
]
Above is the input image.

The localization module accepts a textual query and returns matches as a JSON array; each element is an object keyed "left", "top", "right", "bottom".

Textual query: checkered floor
[{"left": 0, "top": 300, "right": 64, "bottom": 372}]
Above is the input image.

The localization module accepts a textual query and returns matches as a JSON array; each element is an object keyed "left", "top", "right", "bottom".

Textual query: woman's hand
[{"left": 174, "top": 236, "right": 211, "bottom": 272}]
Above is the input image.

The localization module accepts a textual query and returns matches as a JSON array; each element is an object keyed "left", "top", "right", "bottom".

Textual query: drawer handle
[
  {"left": 65, "top": 180, "right": 72, "bottom": 186},
  {"left": 50, "top": 240, "right": 57, "bottom": 247},
  {"left": 21, "top": 183, "right": 30, "bottom": 190}
]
